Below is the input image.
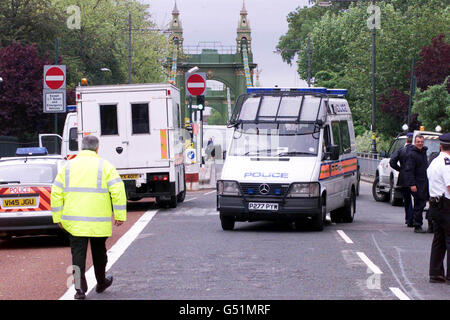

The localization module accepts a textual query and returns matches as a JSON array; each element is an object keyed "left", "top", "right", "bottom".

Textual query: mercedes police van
[{"left": 217, "top": 87, "right": 358, "bottom": 231}]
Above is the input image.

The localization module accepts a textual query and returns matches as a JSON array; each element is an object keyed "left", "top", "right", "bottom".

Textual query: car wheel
[
  {"left": 372, "top": 176, "right": 389, "bottom": 202},
  {"left": 389, "top": 181, "right": 403, "bottom": 206}
]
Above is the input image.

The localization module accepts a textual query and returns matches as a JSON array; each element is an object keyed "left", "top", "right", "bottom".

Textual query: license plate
[
  {"left": 120, "top": 174, "right": 139, "bottom": 180},
  {"left": 2, "top": 198, "right": 37, "bottom": 208},
  {"left": 248, "top": 202, "right": 279, "bottom": 211}
]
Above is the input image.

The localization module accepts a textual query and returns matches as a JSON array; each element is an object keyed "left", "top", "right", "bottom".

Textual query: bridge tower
[{"left": 169, "top": 0, "right": 257, "bottom": 125}]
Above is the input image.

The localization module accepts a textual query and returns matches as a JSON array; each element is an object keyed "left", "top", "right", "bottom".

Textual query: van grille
[{"left": 239, "top": 183, "right": 290, "bottom": 197}]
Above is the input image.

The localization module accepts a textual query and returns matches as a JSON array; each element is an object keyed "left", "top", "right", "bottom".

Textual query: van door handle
[{"left": 122, "top": 141, "right": 129, "bottom": 145}]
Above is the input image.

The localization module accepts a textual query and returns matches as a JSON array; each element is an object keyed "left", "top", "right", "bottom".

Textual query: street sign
[
  {"left": 44, "top": 65, "right": 66, "bottom": 90},
  {"left": 185, "top": 72, "right": 206, "bottom": 96},
  {"left": 43, "top": 89, "right": 66, "bottom": 113}
]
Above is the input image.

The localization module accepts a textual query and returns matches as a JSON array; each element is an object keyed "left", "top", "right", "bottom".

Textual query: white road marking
[
  {"left": 59, "top": 209, "right": 157, "bottom": 300},
  {"left": 184, "top": 197, "right": 198, "bottom": 202},
  {"left": 337, "top": 230, "right": 354, "bottom": 244},
  {"left": 356, "top": 252, "right": 383, "bottom": 275},
  {"left": 389, "top": 287, "right": 411, "bottom": 300},
  {"left": 203, "top": 190, "right": 216, "bottom": 196}
]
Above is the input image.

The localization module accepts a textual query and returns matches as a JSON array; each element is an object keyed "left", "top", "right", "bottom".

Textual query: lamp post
[
  {"left": 319, "top": 0, "right": 379, "bottom": 153},
  {"left": 100, "top": 68, "right": 111, "bottom": 85}
]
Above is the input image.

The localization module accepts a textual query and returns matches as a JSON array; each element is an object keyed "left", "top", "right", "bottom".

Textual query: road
[{"left": 0, "top": 182, "right": 448, "bottom": 300}]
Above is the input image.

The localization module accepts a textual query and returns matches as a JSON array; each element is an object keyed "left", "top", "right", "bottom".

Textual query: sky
[{"left": 141, "top": 0, "right": 312, "bottom": 87}]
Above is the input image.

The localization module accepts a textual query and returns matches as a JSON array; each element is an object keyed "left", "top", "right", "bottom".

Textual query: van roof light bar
[{"left": 247, "top": 87, "right": 328, "bottom": 94}]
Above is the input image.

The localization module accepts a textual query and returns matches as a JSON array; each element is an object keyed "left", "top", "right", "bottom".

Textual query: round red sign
[
  {"left": 45, "top": 67, "right": 65, "bottom": 90},
  {"left": 186, "top": 73, "right": 206, "bottom": 96}
]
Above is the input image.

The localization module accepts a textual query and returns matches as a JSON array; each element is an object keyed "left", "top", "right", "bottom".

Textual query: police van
[
  {"left": 217, "top": 87, "right": 358, "bottom": 231},
  {"left": 41, "top": 83, "right": 186, "bottom": 208}
]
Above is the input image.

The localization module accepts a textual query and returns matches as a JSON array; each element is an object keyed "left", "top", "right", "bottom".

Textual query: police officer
[
  {"left": 404, "top": 134, "right": 429, "bottom": 233},
  {"left": 390, "top": 132, "right": 414, "bottom": 227},
  {"left": 51, "top": 135, "right": 127, "bottom": 299},
  {"left": 427, "top": 133, "right": 450, "bottom": 283}
]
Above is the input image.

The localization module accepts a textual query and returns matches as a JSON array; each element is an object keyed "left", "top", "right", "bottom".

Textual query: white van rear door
[{"left": 124, "top": 90, "right": 169, "bottom": 169}]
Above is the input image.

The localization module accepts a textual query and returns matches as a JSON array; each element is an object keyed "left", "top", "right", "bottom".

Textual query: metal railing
[{"left": 357, "top": 152, "right": 383, "bottom": 178}]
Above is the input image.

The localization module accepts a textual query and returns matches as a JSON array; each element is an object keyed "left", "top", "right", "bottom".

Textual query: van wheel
[
  {"left": 330, "top": 209, "right": 342, "bottom": 223},
  {"left": 372, "top": 176, "right": 389, "bottom": 202},
  {"left": 311, "top": 202, "right": 326, "bottom": 231},
  {"left": 342, "top": 190, "right": 356, "bottom": 223},
  {"left": 156, "top": 196, "right": 177, "bottom": 209},
  {"left": 220, "top": 214, "right": 235, "bottom": 231}
]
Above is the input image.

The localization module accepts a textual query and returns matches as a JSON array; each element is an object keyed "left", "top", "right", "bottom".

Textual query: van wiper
[
  {"left": 244, "top": 148, "right": 283, "bottom": 156},
  {"left": 277, "top": 151, "right": 315, "bottom": 157},
  {"left": 0, "top": 181, "right": 21, "bottom": 184}
]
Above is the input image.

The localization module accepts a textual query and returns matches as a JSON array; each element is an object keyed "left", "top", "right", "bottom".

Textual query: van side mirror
[
  {"left": 327, "top": 145, "right": 340, "bottom": 160},
  {"left": 380, "top": 150, "right": 389, "bottom": 158}
]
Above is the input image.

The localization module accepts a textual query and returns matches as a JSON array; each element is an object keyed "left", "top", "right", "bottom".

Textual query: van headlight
[
  {"left": 217, "top": 180, "right": 242, "bottom": 196},
  {"left": 287, "top": 183, "right": 319, "bottom": 198}
]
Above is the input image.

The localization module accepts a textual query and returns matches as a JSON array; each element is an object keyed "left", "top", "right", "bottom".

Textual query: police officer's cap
[
  {"left": 438, "top": 133, "right": 450, "bottom": 145},
  {"left": 406, "top": 132, "right": 413, "bottom": 137}
]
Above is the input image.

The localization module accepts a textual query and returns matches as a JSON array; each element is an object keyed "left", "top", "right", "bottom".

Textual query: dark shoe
[
  {"left": 414, "top": 227, "right": 426, "bottom": 233},
  {"left": 74, "top": 290, "right": 86, "bottom": 300},
  {"left": 95, "top": 275, "right": 113, "bottom": 293},
  {"left": 429, "top": 276, "right": 446, "bottom": 283},
  {"left": 407, "top": 224, "right": 414, "bottom": 228}
]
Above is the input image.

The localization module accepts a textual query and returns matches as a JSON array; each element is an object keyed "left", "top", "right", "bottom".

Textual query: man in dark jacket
[
  {"left": 390, "top": 133, "right": 414, "bottom": 227},
  {"left": 405, "top": 134, "right": 429, "bottom": 233}
]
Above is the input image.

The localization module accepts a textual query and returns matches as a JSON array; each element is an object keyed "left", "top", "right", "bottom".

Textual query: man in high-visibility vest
[{"left": 51, "top": 135, "right": 127, "bottom": 300}]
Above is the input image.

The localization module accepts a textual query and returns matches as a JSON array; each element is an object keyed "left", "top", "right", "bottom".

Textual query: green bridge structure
[{"left": 168, "top": 1, "right": 257, "bottom": 125}]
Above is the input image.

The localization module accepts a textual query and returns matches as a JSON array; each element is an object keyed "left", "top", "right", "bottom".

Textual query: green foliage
[
  {"left": 207, "top": 109, "right": 227, "bottom": 125},
  {"left": 356, "top": 130, "right": 392, "bottom": 153},
  {"left": 278, "top": 1, "right": 450, "bottom": 139},
  {"left": 412, "top": 78, "right": 450, "bottom": 132}
]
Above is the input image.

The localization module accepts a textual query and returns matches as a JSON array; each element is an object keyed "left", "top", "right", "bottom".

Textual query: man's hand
[
  {"left": 114, "top": 220, "right": 124, "bottom": 226},
  {"left": 411, "top": 186, "right": 417, "bottom": 193}
]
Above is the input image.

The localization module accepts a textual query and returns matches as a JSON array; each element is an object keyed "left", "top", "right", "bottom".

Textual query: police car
[
  {"left": 0, "top": 147, "right": 66, "bottom": 240},
  {"left": 372, "top": 127, "right": 442, "bottom": 205}
]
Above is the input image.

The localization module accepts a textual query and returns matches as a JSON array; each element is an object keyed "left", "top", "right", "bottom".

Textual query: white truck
[
  {"left": 372, "top": 129, "right": 442, "bottom": 205},
  {"left": 41, "top": 83, "right": 186, "bottom": 208},
  {"left": 217, "top": 87, "right": 359, "bottom": 231}
]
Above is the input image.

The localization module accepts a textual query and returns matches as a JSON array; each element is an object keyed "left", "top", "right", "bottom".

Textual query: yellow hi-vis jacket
[{"left": 51, "top": 150, "right": 127, "bottom": 237}]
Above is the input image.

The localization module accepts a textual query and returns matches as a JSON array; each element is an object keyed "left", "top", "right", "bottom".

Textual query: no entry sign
[
  {"left": 44, "top": 65, "right": 66, "bottom": 90},
  {"left": 185, "top": 72, "right": 206, "bottom": 96}
]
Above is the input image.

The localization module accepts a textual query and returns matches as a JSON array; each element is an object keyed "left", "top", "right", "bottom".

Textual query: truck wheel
[
  {"left": 372, "top": 176, "right": 388, "bottom": 202},
  {"left": 342, "top": 190, "right": 356, "bottom": 223},
  {"left": 220, "top": 214, "right": 235, "bottom": 231},
  {"left": 177, "top": 190, "right": 186, "bottom": 203},
  {"left": 169, "top": 196, "right": 178, "bottom": 208}
]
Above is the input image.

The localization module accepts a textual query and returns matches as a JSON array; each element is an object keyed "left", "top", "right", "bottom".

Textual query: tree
[
  {"left": 412, "top": 78, "right": 450, "bottom": 132},
  {"left": 414, "top": 34, "right": 450, "bottom": 91},
  {"left": 0, "top": 42, "right": 56, "bottom": 140}
]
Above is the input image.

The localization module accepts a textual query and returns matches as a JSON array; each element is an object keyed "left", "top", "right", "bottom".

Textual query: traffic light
[{"left": 196, "top": 95, "right": 205, "bottom": 111}]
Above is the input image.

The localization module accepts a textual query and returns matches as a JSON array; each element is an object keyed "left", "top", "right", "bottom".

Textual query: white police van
[{"left": 217, "top": 87, "right": 358, "bottom": 231}]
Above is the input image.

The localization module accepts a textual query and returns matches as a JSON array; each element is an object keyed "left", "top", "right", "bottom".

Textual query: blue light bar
[
  {"left": 67, "top": 105, "right": 76, "bottom": 112},
  {"left": 247, "top": 87, "right": 327, "bottom": 94},
  {"left": 326, "top": 89, "right": 348, "bottom": 96},
  {"left": 15, "top": 147, "right": 48, "bottom": 156}
]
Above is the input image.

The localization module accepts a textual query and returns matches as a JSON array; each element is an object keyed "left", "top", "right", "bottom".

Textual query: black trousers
[
  {"left": 400, "top": 187, "right": 413, "bottom": 225},
  {"left": 429, "top": 204, "right": 450, "bottom": 279},
  {"left": 70, "top": 235, "right": 108, "bottom": 292},
  {"left": 412, "top": 193, "right": 427, "bottom": 227}
]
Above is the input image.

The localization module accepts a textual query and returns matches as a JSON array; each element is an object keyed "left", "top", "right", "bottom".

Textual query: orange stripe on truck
[{"left": 160, "top": 129, "right": 168, "bottom": 159}]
